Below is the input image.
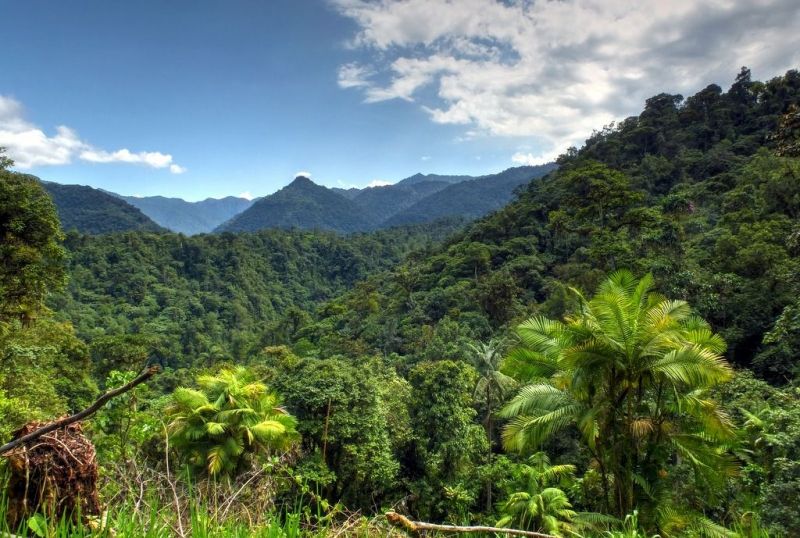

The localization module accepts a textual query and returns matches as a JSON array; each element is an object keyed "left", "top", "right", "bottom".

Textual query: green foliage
[
  {"left": 50, "top": 221, "right": 460, "bottom": 369},
  {"left": 496, "top": 453, "right": 579, "bottom": 536},
  {"left": 500, "top": 271, "right": 735, "bottom": 525},
  {"left": 308, "top": 69, "right": 800, "bottom": 374},
  {"left": 713, "top": 371, "right": 800, "bottom": 535},
  {"left": 269, "top": 351, "right": 402, "bottom": 510},
  {"left": 166, "top": 366, "right": 298, "bottom": 476},
  {"left": 0, "top": 320, "right": 97, "bottom": 440},
  {"left": 406, "top": 360, "right": 487, "bottom": 520},
  {"left": 0, "top": 165, "right": 66, "bottom": 324}
]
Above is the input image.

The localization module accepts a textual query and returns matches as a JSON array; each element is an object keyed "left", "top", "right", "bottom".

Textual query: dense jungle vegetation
[{"left": 1, "top": 67, "right": 800, "bottom": 537}]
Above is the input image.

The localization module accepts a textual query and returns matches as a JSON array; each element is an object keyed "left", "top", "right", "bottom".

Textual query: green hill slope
[
  {"left": 381, "top": 164, "right": 556, "bottom": 227},
  {"left": 217, "top": 176, "right": 375, "bottom": 233},
  {"left": 309, "top": 68, "right": 800, "bottom": 376},
  {"left": 40, "top": 180, "right": 164, "bottom": 234}
]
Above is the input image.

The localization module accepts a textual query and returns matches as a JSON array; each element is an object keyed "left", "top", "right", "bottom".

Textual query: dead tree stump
[{"left": 3, "top": 420, "right": 100, "bottom": 528}]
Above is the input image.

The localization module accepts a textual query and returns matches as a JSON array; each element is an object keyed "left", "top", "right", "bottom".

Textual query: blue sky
[{"left": 2, "top": 0, "right": 798, "bottom": 200}]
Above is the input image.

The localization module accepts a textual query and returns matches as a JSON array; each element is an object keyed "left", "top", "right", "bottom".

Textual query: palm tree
[
  {"left": 497, "top": 453, "right": 578, "bottom": 536},
  {"left": 468, "top": 339, "right": 517, "bottom": 510},
  {"left": 499, "top": 270, "right": 735, "bottom": 520},
  {"left": 166, "top": 366, "right": 299, "bottom": 476}
]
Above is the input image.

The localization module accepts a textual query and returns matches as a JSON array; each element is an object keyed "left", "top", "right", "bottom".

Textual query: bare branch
[{"left": 0, "top": 366, "right": 160, "bottom": 456}]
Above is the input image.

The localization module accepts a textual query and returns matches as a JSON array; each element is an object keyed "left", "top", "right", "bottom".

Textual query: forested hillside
[
  {"left": 217, "top": 176, "right": 374, "bottom": 233},
  {"left": 313, "top": 68, "right": 800, "bottom": 376},
  {"left": 383, "top": 164, "right": 556, "bottom": 226},
  {"left": 41, "top": 180, "right": 164, "bottom": 234},
  {"left": 48, "top": 218, "right": 465, "bottom": 369},
  {"left": 351, "top": 180, "right": 450, "bottom": 222}
]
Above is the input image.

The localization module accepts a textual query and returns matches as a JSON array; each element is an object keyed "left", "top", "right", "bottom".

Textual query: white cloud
[
  {"left": 366, "top": 179, "right": 394, "bottom": 188},
  {"left": 421, "top": 155, "right": 431, "bottom": 161},
  {"left": 238, "top": 191, "right": 254, "bottom": 200},
  {"left": 337, "top": 63, "right": 373, "bottom": 89},
  {"left": 0, "top": 95, "right": 185, "bottom": 173},
  {"left": 294, "top": 170, "right": 312, "bottom": 178},
  {"left": 333, "top": 0, "right": 800, "bottom": 163},
  {"left": 512, "top": 150, "right": 561, "bottom": 166}
]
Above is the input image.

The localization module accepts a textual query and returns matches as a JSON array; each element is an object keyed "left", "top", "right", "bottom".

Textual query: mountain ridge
[
  {"left": 217, "top": 176, "right": 375, "bottom": 233},
  {"left": 39, "top": 180, "right": 164, "bottom": 234},
  {"left": 116, "top": 193, "right": 255, "bottom": 235}
]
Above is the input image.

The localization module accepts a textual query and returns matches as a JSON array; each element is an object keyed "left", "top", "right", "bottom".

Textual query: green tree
[
  {"left": 497, "top": 453, "right": 578, "bottom": 536},
  {"left": 408, "top": 360, "right": 487, "bottom": 520},
  {"left": 468, "top": 339, "right": 516, "bottom": 510},
  {"left": 269, "top": 353, "right": 401, "bottom": 509},
  {"left": 166, "top": 366, "right": 298, "bottom": 476},
  {"left": 0, "top": 153, "right": 66, "bottom": 324},
  {"left": 500, "top": 271, "right": 735, "bottom": 523}
]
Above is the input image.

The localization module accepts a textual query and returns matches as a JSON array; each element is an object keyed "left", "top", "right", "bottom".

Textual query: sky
[{"left": 1, "top": 0, "right": 799, "bottom": 201}]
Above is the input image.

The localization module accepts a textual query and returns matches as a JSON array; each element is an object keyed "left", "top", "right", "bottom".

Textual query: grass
[{"left": 0, "top": 480, "right": 390, "bottom": 537}]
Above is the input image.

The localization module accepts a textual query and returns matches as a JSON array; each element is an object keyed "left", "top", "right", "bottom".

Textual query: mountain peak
[{"left": 290, "top": 175, "right": 315, "bottom": 186}]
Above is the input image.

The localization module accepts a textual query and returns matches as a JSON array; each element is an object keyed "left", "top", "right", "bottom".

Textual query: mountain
[
  {"left": 217, "top": 176, "right": 375, "bottom": 233},
  {"left": 351, "top": 180, "right": 451, "bottom": 223},
  {"left": 331, "top": 187, "right": 361, "bottom": 199},
  {"left": 118, "top": 195, "right": 254, "bottom": 235},
  {"left": 395, "top": 172, "right": 475, "bottom": 186},
  {"left": 40, "top": 180, "right": 164, "bottom": 234},
  {"left": 381, "top": 164, "right": 557, "bottom": 227}
]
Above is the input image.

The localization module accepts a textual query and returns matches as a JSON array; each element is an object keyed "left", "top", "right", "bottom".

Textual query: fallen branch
[
  {"left": 0, "top": 366, "right": 160, "bottom": 456},
  {"left": 385, "top": 511, "right": 557, "bottom": 538}
]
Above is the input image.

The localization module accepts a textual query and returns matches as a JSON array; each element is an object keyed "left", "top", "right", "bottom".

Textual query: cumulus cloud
[
  {"left": 0, "top": 95, "right": 185, "bottom": 173},
  {"left": 332, "top": 0, "right": 800, "bottom": 163},
  {"left": 294, "top": 170, "right": 312, "bottom": 178}
]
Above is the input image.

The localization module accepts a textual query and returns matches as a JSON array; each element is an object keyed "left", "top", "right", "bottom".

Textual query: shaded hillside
[
  {"left": 352, "top": 180, "right": 450, "bottom": 223},
  {"left": 216, "top": 176, "right": 374, "bottom": 233},
  {"left": 40, "top": 180, "right": 164, "bottom": 234},
  {"left": 120, "top": 194, "right": 254, "bottom": 235},
  {"left": 382, "top": 164, "right": 557, "bottom": 227}
]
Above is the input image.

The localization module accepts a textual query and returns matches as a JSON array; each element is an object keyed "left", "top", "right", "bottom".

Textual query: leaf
[{"left": 27, "top": 514, "right": 48, "bottom": 537}]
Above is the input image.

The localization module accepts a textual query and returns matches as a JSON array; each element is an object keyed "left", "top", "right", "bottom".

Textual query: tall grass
[{"left": 0, "top": 476, "right": 389, "bottom": 538}]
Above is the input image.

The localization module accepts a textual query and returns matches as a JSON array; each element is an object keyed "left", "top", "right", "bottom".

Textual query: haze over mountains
[
  {"left": 36, "top": 163, "right": 556, "bottom": 235},
  {"left": 116, "top": 194, "right": 255, "bottom": 235}
]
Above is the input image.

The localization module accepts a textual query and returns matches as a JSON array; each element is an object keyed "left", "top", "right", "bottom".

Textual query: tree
[
  {"left": 500, "top": 271, "right": 735, "bottom": 524},
  {"left": 0, "top": 152, "right": 66, "bottom": 324},
  {"left": 774, "top": 103, "right": 800, "bottom": 157},
  {"left": 166, "top": 366, "right": 298, "bottom": 476},
  {"left": 468, "top": 339, "right": 517, "bottom": 510},
  {"left": 269, "top": 353, "right": 401, "bottom": 509},
  {"left": 408, "top": 360, "right": 487, "bottom": 520},
  {"left": 0, "top": 147, "right": 13, "bottom": 170},
  {"left": 497, "top": 452, "right": 578, "bottom": 536}
]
